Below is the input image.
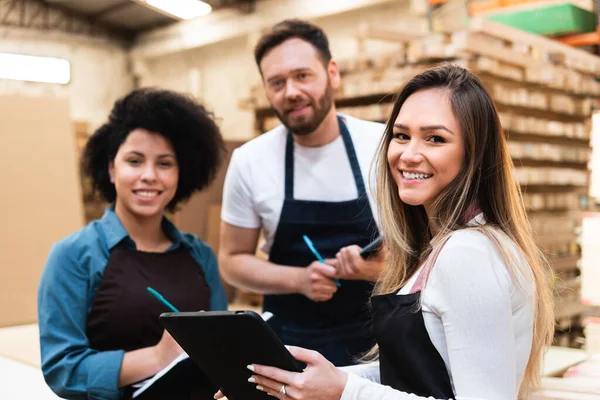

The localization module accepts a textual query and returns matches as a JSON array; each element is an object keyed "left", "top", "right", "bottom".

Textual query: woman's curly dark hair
[{"left": 83, "top": 88, "right": 225, "bottom": 212}]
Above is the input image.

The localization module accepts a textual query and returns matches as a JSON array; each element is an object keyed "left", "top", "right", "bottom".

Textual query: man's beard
[{"left": 275, "top": 84, "right": 334, "bottom": 136}]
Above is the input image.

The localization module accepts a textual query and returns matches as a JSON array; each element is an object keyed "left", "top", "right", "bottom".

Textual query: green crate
[{"left": 485, "top": 3, "right": 596, "bottom": 36}]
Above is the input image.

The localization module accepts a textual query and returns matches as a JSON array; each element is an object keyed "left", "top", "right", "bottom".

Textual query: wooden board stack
[
  {"left": 246, "top": 17, "right": 597, "bottom": 347},
  {"left": 534, "top": 355, "right": 600, "bottom": 399},
  {"left": 73, "top": 121, "right": 106, "bottom": 224}
]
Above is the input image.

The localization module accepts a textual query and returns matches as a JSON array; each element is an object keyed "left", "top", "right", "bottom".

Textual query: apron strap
[
  {"left": 283, "top": 115, "right": 367, "bottom": 199},
  {"left": 284, "top": 131, "right": 295, "bottom": 199},
  {"left": 338, "top": 116, "right": 367, "bottom": 197},
  {"left": 409, "top": 236, "right": 452, "bottom": 294}
]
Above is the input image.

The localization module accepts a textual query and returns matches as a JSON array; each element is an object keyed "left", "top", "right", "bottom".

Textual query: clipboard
[{"left": 159, "top": 311, "right": 304, "bottom": 400}]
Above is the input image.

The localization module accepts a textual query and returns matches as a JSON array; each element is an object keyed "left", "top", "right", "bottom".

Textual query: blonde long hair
[{"left": 373, "top": 65, "right": 554, "bottom": 396}]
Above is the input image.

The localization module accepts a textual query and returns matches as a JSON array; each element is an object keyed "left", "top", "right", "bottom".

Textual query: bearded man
[{"left": 219, "top": 19, "right": 385, "bottom": 366}]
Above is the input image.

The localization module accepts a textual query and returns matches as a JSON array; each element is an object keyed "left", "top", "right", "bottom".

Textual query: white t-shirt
[
  {"left": 221, "top": 114, "right": 385, "bottom": 254},
  {"left": 340, "top": 216, "right": 535, "bottom": 400}
]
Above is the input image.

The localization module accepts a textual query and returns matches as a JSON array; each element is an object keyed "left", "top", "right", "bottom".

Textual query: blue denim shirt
[{"left": 37, "top": 206, "right": 227, "bottom": 400}]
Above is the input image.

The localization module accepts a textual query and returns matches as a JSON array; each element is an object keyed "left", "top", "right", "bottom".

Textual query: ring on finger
[{"left": 279, "top": 384, "right": 287, "bottom": 396}]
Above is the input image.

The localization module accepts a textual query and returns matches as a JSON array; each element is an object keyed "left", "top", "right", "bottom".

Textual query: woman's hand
[
  {"left": 213, "top": 389, "right": 227, "bottom": 399},
  {"left": 248, "top": 346, "right": 348, "bottom": 400},
  {"left": 152, "top": 329, "right": 184, "bottom": 370},
  {"left": 120, "top": 328, "right": 185, "bottom": 387}
]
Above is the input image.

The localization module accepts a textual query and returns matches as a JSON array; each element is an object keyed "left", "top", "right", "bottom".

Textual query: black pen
[{"left": 359, "top": 236, "right": 383, "bottom": 259}]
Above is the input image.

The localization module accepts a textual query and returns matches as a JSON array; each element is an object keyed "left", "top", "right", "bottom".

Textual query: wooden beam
[
  {"left": 557, "top": 31, "right": 600, "bottom": 47},
  {"left": 358, "top": 23, "right": 427, "bottom": 43},
  {"left": 469, "top": 0, "right": 543, "bottom": 14},
  {"left": 541, "top": 377, "right": 600, "bottom": 395},
  {"left": 89, "top": 1, "right": 133, "bottom": 21},
  {"left": 130, "top": 0, "right": 182, "bottom": 21},
  {"left": 551, "top": 255, "right": 581, "bottom": 273},
  {"left": 452, "top": 31, "right": 544, "bottom": 68}
]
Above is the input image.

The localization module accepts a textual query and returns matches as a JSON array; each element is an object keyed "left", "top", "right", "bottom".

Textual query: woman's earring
[{"left": 110, "top": 177, "right": 114, "bottom": 183}]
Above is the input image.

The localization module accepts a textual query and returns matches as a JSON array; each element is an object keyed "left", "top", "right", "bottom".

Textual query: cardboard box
[{"left": 0, "top": 95, "right": 84, "bottom": 327}]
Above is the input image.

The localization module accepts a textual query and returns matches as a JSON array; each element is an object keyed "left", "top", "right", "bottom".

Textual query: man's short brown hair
[{"left": 254, "top": 19, "right": 332, "bottom": 70}]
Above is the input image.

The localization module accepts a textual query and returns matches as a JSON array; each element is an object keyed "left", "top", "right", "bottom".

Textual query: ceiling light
[
  {"left": 0, "top": 53, "right": 70, "bottom": 84},
  {"left": 144, "top": 0, "right": 212, "bottom": 20}
]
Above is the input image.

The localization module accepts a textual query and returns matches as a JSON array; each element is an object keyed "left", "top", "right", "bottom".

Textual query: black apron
[
  {"left": 86, "top": 241, "right": 216, "bottom": 399},
  {"left": 371, "top": 241, "right": 455, "bottom": 398},
  {"left": 265, "top": 116, "right": 379, "bottom": 366}
]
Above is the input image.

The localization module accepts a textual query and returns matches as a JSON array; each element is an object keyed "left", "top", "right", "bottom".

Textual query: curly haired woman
[{"left": 38, "top": 88, "right": 227, "bottom": 399}]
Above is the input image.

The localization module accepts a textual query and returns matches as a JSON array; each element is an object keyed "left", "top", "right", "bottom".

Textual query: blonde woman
[{"left": 231, "top": 65, "right": 554, "bottom": 399}]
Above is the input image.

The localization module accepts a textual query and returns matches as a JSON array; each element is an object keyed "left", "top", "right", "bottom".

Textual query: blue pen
[
  {"left": 302, "top": 235, "right": 341, "bottom": 287},
  {"left": 147, "top": 287, "right": 180, "bottom": 312}
]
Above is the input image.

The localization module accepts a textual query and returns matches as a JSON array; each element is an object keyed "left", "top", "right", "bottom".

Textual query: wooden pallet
[
  {"left": 534, "top": 354, "right": 600, "bottom": 399},
  {"left": 468, "top": 17, "right": 600, "bottom": 75},
  {"left": 354, "top": 20, "right": 600, "bottom": 94},
  {"left": 534, "top": 377, "right": 600, "bottom": 399}
]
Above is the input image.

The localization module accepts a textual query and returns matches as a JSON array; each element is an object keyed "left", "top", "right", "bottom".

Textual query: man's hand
[
  {"left": 327, "top": 245, "right": 383, "bottom": 282},
  {"left": 298, "top": 261, "right": 339, "bottom": 302}
]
